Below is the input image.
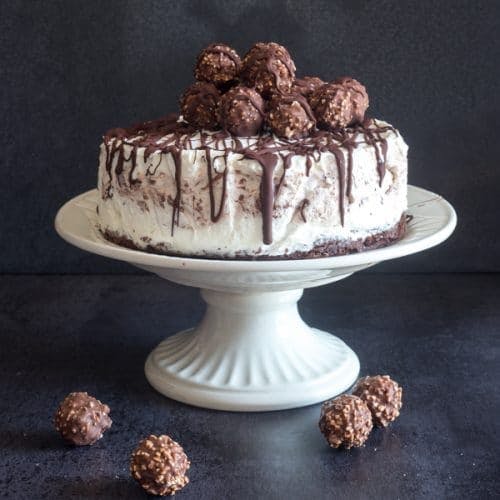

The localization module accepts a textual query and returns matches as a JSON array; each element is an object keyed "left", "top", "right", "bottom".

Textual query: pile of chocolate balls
[
  {"left": 319, "top": 374, "right": 403, "bottom": 449},
  {"left": 53, "top": 374, "right": 401, "bottom": 496},
  {"left": 179, "top": 42, "right": 369, "bottom": 140}
]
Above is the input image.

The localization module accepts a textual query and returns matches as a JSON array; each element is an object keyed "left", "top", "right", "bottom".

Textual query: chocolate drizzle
[
  {"left": 205, "top": 148, "right": 228, "bottom": 222},
  {"left": 170, "top": 150, "right": 182, "bottom": 236},
  {"left": 101, "top": 115, "right": 395, "bottom": 244},
  {"left": 362, "top": 120, "right": 389, "bottom": 186},
  {"left": 275, "top": 153, "right": 294, "bottom": 202},
  {"left": 299, "top": 199, "right": 310, "bottom": 222},
  {"left": 243, "top": 150, "right": 278, "bottom": 244},
  {"left": 330, "top": 147, "right": 346, "bottom": 226},
  {"left": 345, "top": 142, "right": 354, "bottom": 200}
]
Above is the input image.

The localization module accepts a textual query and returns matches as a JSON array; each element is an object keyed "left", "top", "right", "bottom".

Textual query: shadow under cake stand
[{"left": 55, "top": 185, "right": 456, "bottom": 411}]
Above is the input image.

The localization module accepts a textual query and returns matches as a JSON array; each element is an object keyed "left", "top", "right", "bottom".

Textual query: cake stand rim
[{"left": 54, "top": 185, "right": 457, "bottom": 272}]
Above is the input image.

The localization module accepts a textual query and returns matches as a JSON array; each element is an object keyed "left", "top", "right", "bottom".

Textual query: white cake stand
[{"left": 55, "top": 186, "right": 456, "bottom": 411}]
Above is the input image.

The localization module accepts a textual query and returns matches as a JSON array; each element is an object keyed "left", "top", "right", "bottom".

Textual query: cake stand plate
[{"left": 55, "top": 186, "right": 456, "bottom": 411}]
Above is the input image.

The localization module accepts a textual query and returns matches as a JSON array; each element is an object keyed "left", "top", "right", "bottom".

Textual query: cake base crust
[{"left": 100, "top": 215, "right": 407, "bottom": 261}]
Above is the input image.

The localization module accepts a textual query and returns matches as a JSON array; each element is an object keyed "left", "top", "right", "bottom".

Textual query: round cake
[{"left": 96, "top": 42, "right": 408, "bottom": 259}]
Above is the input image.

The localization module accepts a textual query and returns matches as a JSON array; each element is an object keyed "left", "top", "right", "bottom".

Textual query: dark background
[
  {"left": 1, "top": 0, "right": 499, "bottom": 273},
  {"left": 1, "top": 3, "right": 499, "bottom": 499}
]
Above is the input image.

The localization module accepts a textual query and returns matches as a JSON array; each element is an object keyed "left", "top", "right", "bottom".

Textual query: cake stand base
[{"left": 144, "top": 288, "right": 359, "bottom": 411}]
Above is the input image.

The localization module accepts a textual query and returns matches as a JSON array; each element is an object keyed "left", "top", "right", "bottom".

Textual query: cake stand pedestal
[{"left": 55, "top": 186, "right": 456, "bottom": 411}]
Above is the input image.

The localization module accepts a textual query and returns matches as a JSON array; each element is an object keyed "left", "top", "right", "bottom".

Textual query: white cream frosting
[{"left": 97, "top": 120, "right": 408, "bottom": 257}]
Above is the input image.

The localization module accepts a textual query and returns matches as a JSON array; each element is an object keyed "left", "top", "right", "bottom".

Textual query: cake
[{"left": 97, "top": 43, "right": 408, "bottom": 259}]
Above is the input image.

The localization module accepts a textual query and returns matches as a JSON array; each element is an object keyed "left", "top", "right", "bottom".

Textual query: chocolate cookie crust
[{"left": 100, "top": 214, "right": 406, "bottom": 261}]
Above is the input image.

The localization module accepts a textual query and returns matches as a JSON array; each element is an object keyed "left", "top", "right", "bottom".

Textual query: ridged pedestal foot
[{"left": 145, "top": 288, "right": 359, "bottom": 411}]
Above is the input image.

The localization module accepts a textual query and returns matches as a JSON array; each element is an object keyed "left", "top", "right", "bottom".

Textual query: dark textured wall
[{"left": 1, "top": 0, "right": 499, "bottom": 273}]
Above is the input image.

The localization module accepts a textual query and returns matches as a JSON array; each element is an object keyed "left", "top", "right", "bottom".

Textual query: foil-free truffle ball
[
  {"left": 180, "top": 82, "right": 220, "bottom": 130},
  {"left": 334, "top": 76, "right": 369, "bottom": 123},
  {"left": 311, "top": 77, "right": 369, "bottom": 129},
  {"left": 130, "top": 434, "right": 190, "bottom": 496},
  {"left": 352, "top": 375, "right": 403, "bottom": 427},
  {"left": 267, "top": 94, "right": 316, "bottom": 139},
  {"left": 194, "top": 43, "right": 242, "bottom": 87},
  {"left": 54, "top": 392, "right": 112, "bottom": 446},
  {"left": 218, "top": 85, "right": 265, "bottom": 136},
  {"left": 291, "top": 76, "right": 325, "bottom": 99},
  {"left": 240, "top": 42, "right": 296, "bottom": 97},
  {"left": 319, "top": 395, "right": 373, "bottom": 449}
]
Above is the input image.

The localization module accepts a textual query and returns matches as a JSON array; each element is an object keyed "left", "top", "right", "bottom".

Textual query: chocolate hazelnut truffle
[
  {"left": 311, "top": 77, "right": 369, "bottom": 130},
  {"left": 218, "top": 85, "right": 265, "bottom": 136},
  {"left": 334, "top": 76, "right": 369, "bottom": 122},
  {"left": 194, "top": 43, "right": 242, "bottom": 87},
  {"left": 291, "top": 76, "right": 325, "bottom": 99},
  {"left": 352, "top": 374, "right": 403, "bottom": 427},
  {"left": 267, "top": 94, "right": 316, "bottom": 140},
  {"left": 130, "top": 434, "right": 190, "bottom": 496},
  {"left": 54, "top": 392, "right": 112, "bottom": 446},
  {"left": 240, "top": 42, "right": 296, "bottom": 97},
  {"left": 180, "top": 81, "right": 220, "bottom": 130},
  {"left": 319, "top": 394, "right": 373, "bottom": 449}
]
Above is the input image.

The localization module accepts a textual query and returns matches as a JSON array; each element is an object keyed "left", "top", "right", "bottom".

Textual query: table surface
[{"left": 1, "top": 274, "right": 498, "bottom": 499}]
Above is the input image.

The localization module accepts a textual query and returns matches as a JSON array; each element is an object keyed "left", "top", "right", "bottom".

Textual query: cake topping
[
  {"left": 240, "top": 42, "right": 296, "bottom": 97},
  {"left": 319, "top": 394, "right": 373, "bottom": 449},
  {"left": 267, "top": 93, "right": 316, "bottom": 139},
  {"left": 291, "top": 76, "right": 325, "bottom": 99},
  {"left": 130, "top": 434, "right": 190, "bottom": 496},
  {"left": 54, "top": 392, "right": 112, "bottom": 446},
  {"left": 194, "top": 43, "right": 241, "bottom": 88},
  {"left": 218, "top": 85, "right": 265, "bottom": 136},
  {"left": 352, "top": 375, "right": 403, "bottom": 427},
  {"left": 180, "top": 82, "right": 220, "bottom": 130},
  {"left": 311, "top": 77, "right": 369, "bottom": 129}
]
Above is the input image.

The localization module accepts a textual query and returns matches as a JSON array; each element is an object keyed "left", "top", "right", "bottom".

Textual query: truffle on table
[
  {"left": 240, "top": 42, "right": 296, "bottom": 97},
  {"left": 194, "top": 43, "right": 241, "bottom": 88},
  {"left": 130, "top": 434, "right": 190, "bottom": 496},
  {"left": 267, "top": 93, "right": 316, "bottom": 140},
  {"left": 180, "top": 81, "right": 221, "bottom": 130},
  {"left": 319, "top": 394, "right": 373, "bottom": 449},
  {"left": 311, "top": 77, "right": 369, "bottom": 130},
  {"left": 54, "top": 392, "right": 112, "bottom": 446},
  {"left": 352, "top": 374, "right": 403, "bottom": 427},
  {"left": 218, "top": 85, "right": 265, "bottom": 136}
]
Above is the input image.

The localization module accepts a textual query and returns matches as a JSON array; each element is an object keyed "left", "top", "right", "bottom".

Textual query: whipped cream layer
[{"left": 97, "top": 117, "right": 408, "bottom": 257}]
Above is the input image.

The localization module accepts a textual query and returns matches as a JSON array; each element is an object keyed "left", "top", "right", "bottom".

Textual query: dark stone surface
[
  {"left": 1, "top": 0, "right": 499, "bottom": 273},
  {"left": 1, "top": 274, "right": 498, "bottom": 499}
]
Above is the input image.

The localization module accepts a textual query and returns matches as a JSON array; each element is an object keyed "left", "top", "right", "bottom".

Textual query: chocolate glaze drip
[
  {"left": 242, "top": 150, "right": 278, "bottom": 244},
  {"left": 170, "top": 150, "right": 182, "bottom": 236},
  {"left": 128, "top": 146, "right": 139, "bottom": 186},
  {"left": 275, "top": 153, "right": 294, "bottom": 202},
  {"left": 345, "top": 142, "right": 354, "bottom": 200},
  {"left": 361, "top": 119, "right": 389, "bottom": 186},
  {"left": 299, "top": 199, "right": 310, "bottom": 222},
  {"left": 102, "top": 115, "right": 395, "bottom": 243},
  {"left": 330, "top": 147, "right": 346, "bottom": 226},
  {"left": 205, "top": 148, "right": 228, "bottom": 222}
]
